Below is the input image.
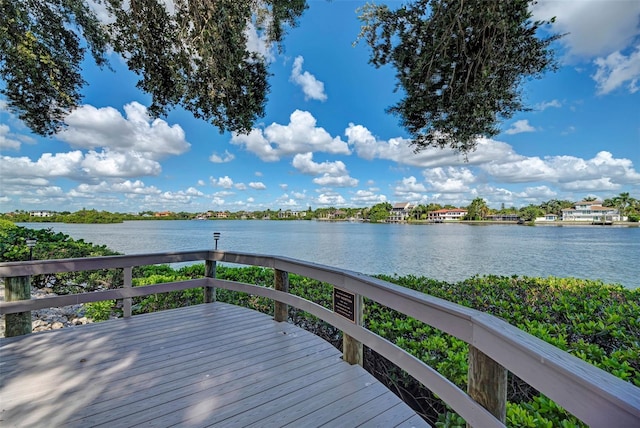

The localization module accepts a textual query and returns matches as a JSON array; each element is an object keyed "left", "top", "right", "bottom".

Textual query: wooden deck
[{"left": 0, "top": 303, "right": 428, "bottom": 427}]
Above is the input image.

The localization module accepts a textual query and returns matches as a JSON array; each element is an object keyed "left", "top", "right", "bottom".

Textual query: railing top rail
[
  {"left": 1, "top": 249, "right": 639, "bottom": 425},
  {"left": 0, "top": 250, "right": 210, "bottom": 276}
]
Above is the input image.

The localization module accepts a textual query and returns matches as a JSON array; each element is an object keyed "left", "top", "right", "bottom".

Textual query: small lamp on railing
[
  {"left": 213, "top": 232, "right": 221, "bottom": 250},
  {"left": 25, "top": 238, "right": 37, "bottom": 261}
]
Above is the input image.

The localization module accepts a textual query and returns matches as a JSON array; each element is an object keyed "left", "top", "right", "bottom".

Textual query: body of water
[{"left": 20, "top": 220, "right": 640, "bottom": 289}]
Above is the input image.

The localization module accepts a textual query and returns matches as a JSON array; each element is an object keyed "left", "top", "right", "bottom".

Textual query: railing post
[
  {"left": 274, "top": 269, "right": 289, "bottom": 322},
  {"left": 467, "top": 345, "right": 507, "bottom": 427},
  {"left": 204, "top": 259, "right": 216, "bottom": 303},
  {"left": 343, "top": 293, "right": 363, "bottom": 366},
  {"left": 123, "top": 267, "right": 132, "bottom": 318},
  {"left": 5, "top": 276, "right": 31, "bottom": 337}
]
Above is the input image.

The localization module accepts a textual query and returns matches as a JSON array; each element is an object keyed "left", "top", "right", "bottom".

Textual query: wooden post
[
  {"left": 204, "top": 259, "right": 216, "bottom": 303},
  {"left": 343, "top": 294, "right": 363, "bottom": 366},
  {"left": 5, "top": 276, "right": 31, "bottom": 337},
  {"left": 274, "top": 269, "right": 289, "bottom": 322},
  {"left": 123, "top": 267, "right": 132, "bottom": 318},
  {"left": 467, "top": 345, "right": 507, "bottom": 427}
]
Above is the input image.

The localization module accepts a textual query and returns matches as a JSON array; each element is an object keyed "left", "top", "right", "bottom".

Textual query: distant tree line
[{"left": 2, "top": 192, "right": 638, "bottom": 224}]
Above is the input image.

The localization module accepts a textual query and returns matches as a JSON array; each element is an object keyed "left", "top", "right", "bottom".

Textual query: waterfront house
[
  {"left": 535, "top": 214, "right": 558, "bottom": 222},
  {"left": 561, "top": 200, "right": 621, "bottom": 222},
  {"left": 485, "top": 214, "right": 520, "bottom": 222},
  {"left": 388, "top": 202, "right": 415, "bottom": 222},
  {"left": 428, "top": 208, "right": 468, "bottom": 222},
  {"left": 29, "top": 210, "right": 53, "bottom": 217}
]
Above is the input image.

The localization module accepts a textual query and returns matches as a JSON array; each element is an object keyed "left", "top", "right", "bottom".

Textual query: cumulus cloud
[
  {"left": 0, "top": 124, "right": 21, "bottom": 150},
  {"left": 423, "top": 167, "right": 476, "bottom": 193},
  {"left": 249, "top": 182, "right": 267, "bottom": 190},
  {"left": 82, "top": 149, "right": 162, "bottom": 177},
  {"left": 532, "top": 1, "right": 640, "bottom": 59},
  {"left": 290, "top": 56, "right": 327, "bottom": 101},
  {"left": 346, "top": 124, "right": 517, "bottom": 168},
  {"left": 314, "top": 192, "right": 346, "bottom": 206},
  {"left": 60, "top": 102, "right": 190, "bottom": 160},
  {"left": 535, "top": 100, "right": 562, "bottom": 111},
  {"left": 244, "top": 20, "right": 274, "bottom": 62},
  {"left": 209, "top": 150, "right": 235, "bottom": 163},
  {"left": 350, "top": 189, "right": 387, "bottom": 204},
  {"left": 211, "top": 176, "right": 234, "bottom": 188},
  {"left": 231, "top": 110, "right": 349, "bottom": 161},
  {"left": 592, "top": 46, "right": 640, "bottom": 94},
  {"left": 292, "top": 152, "right": 358, "bottom": 187},
  {"left": 71, "top": 180, "right": 161, "bottom": 196},
  {"left": 505, "top": 120, "right": 536, "bottom": 135},
  {"left": 481, "top": 150, "right": 640, "bottom": 188},
  {"left": 395, "top": 176, "right": 427, "bottom": 193}
]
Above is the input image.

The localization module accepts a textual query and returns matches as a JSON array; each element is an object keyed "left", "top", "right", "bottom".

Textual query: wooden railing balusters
[
  {"left": 4, "top": 275, "right": 31, "bottom": 337},
  {"left": 274, "top": 269, "right": 289, "bottom": 322},
  {"left": 123, "top": 267, "right": 132, "bottom": 318},
  {"left": 204, "top": 259, "right": 216, "bottom": 303},
  {"left": 342, "top": 293, "right": 363, "bottom": 366},
  {"left": 467, "top": 345, "right": 507, "bottom": 427},
  {"left": 0, "top": 250, "right": 638, "bottom": 426}
]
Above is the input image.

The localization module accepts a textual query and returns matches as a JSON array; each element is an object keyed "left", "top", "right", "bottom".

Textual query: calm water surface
[{"left": 20, "top": 220, "right": 640, "bottom": 289}]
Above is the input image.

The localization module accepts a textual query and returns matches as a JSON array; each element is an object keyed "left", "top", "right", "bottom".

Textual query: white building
[
  {"left": 388, "top": 202, "right": 415, "bottom": 222},
  {"left": 561, "top": 201, "right": 620, "bottom": 222},
  {"left": 427, "top": 208, "right": 468, "bottom": 221},
  {"left": 30, "top": 210, "right": 53, "bottom": 217}
]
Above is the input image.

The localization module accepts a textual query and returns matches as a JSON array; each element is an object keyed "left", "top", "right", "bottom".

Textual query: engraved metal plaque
[{"left": 333, "top": 287, "right": 356, "bottom": 323}]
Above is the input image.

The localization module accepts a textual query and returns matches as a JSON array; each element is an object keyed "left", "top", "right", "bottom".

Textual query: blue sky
[{"left": 1, "top": 0, "right": 639, "bottom": 213}]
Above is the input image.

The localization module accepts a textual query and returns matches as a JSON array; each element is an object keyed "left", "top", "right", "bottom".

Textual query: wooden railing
[{"left": 1, "top": 250, "right": 639, "bottom": 427}]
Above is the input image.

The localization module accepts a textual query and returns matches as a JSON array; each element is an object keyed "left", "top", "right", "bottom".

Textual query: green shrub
[{"left": 84, "top": 300, "right": 116, "bottom": 321}]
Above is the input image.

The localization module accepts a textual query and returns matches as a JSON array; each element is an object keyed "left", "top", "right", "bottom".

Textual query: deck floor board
[{"left": 0, "top": 302, "right": 429, "bottom": 427}]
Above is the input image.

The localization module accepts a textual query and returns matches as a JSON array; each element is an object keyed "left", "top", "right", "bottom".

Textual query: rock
[{"left": 1, "top": 284, "right": 96, "bottom": 338}]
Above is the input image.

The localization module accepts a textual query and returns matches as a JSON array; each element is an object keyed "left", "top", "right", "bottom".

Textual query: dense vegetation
[
  {"left": 1, "top": 222, "right": 638, "bottom": 426},
  {"left": 4, "top": 193, "right": 638, "bottom": 224}
]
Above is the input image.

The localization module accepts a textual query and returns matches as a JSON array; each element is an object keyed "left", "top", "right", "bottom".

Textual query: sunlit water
[{"left": 20, "top": 220, "right": 640, "bottom": 289}]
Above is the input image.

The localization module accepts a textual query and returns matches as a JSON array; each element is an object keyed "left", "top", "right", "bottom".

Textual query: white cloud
[
  {"left": 532, "top": 1, "right": 640, "bottom": 59},
  {"left": 292, "top": 152, "right": 358, "bottom": 187},
  {"left": 0, "top": 124, "right": 21, "bottom": 150},
  {"left": 592, "top": 46, "right": 640, "bottom": 94},
  {"left": 505, "top": 120, "right": 536, "bottom": 135},
  {"left": 395, "top": 176, "right": 427, "bottom": 193},
  {"left": 249, "top": 182, "right": 267, "bottom": 190},
  {"left": 209, "top": 150, "right": 235, "bottom": 163},
  {"left": 313, "top": 175, "right": 358, "bottom": 187},
  {"left": 481, "top": 150, "right": 640, "bottom": 187},
  {"left": 82, "top": 149, "right": 162, "bottom": 177},
  {"left": 346, "top": 124, "right": 517, "bottom": 168},
  {"left": 244, "top": 20, "right": 275, "bottom": 62},
  {"left": 60, "top": 102, "right": 190, "bottom": 160},
  {"left": 314, "top": 192, "right": 346, "bottom": 206},
  {"left": 292, "top": 152, "right": 347, "bottom": 175},
  {"left": 423, "top": 167, "right": 476, "bottom": 193},
  {"left": 211, "top": 176, "right": 234, "bottom": 188},
  {"left": 232, "top": 110, "right": 349, "bottom": 161},
  {"left": 350, "top": 189, "right": 387, "bottom": 204},
  {"left": 535, "top": 100, "right": 562, "bottom": 111},
  {"left": 290, "top": 56, "right": 328, "bottom": 101}
]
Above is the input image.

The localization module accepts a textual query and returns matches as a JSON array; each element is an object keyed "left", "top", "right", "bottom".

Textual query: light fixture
[{"left": 25, "top": 238, "right": 37, "bottom": 260}]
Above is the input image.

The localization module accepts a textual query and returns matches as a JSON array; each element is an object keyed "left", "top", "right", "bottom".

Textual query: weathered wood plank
[{"left": 0, "top": 302, "right": 425, "bottom": 428}]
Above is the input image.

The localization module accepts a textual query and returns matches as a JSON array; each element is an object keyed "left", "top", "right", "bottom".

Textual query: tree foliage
[
  {"left": 358, "top": 0, "right": 562, "bottom": 154},
  {"left": 464, "top": 197, "right": 489, "bottom": 220},
  {"left": 0, "top": 0, "right": 109, "bottom": 135},
  {"left": 0, "top": 0, "right": 307, "bottom": 136}
]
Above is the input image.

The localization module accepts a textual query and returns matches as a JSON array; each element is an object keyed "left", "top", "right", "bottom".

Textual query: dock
[{"left": 0, "top": 302, "right": 427, "bottom": 427}]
